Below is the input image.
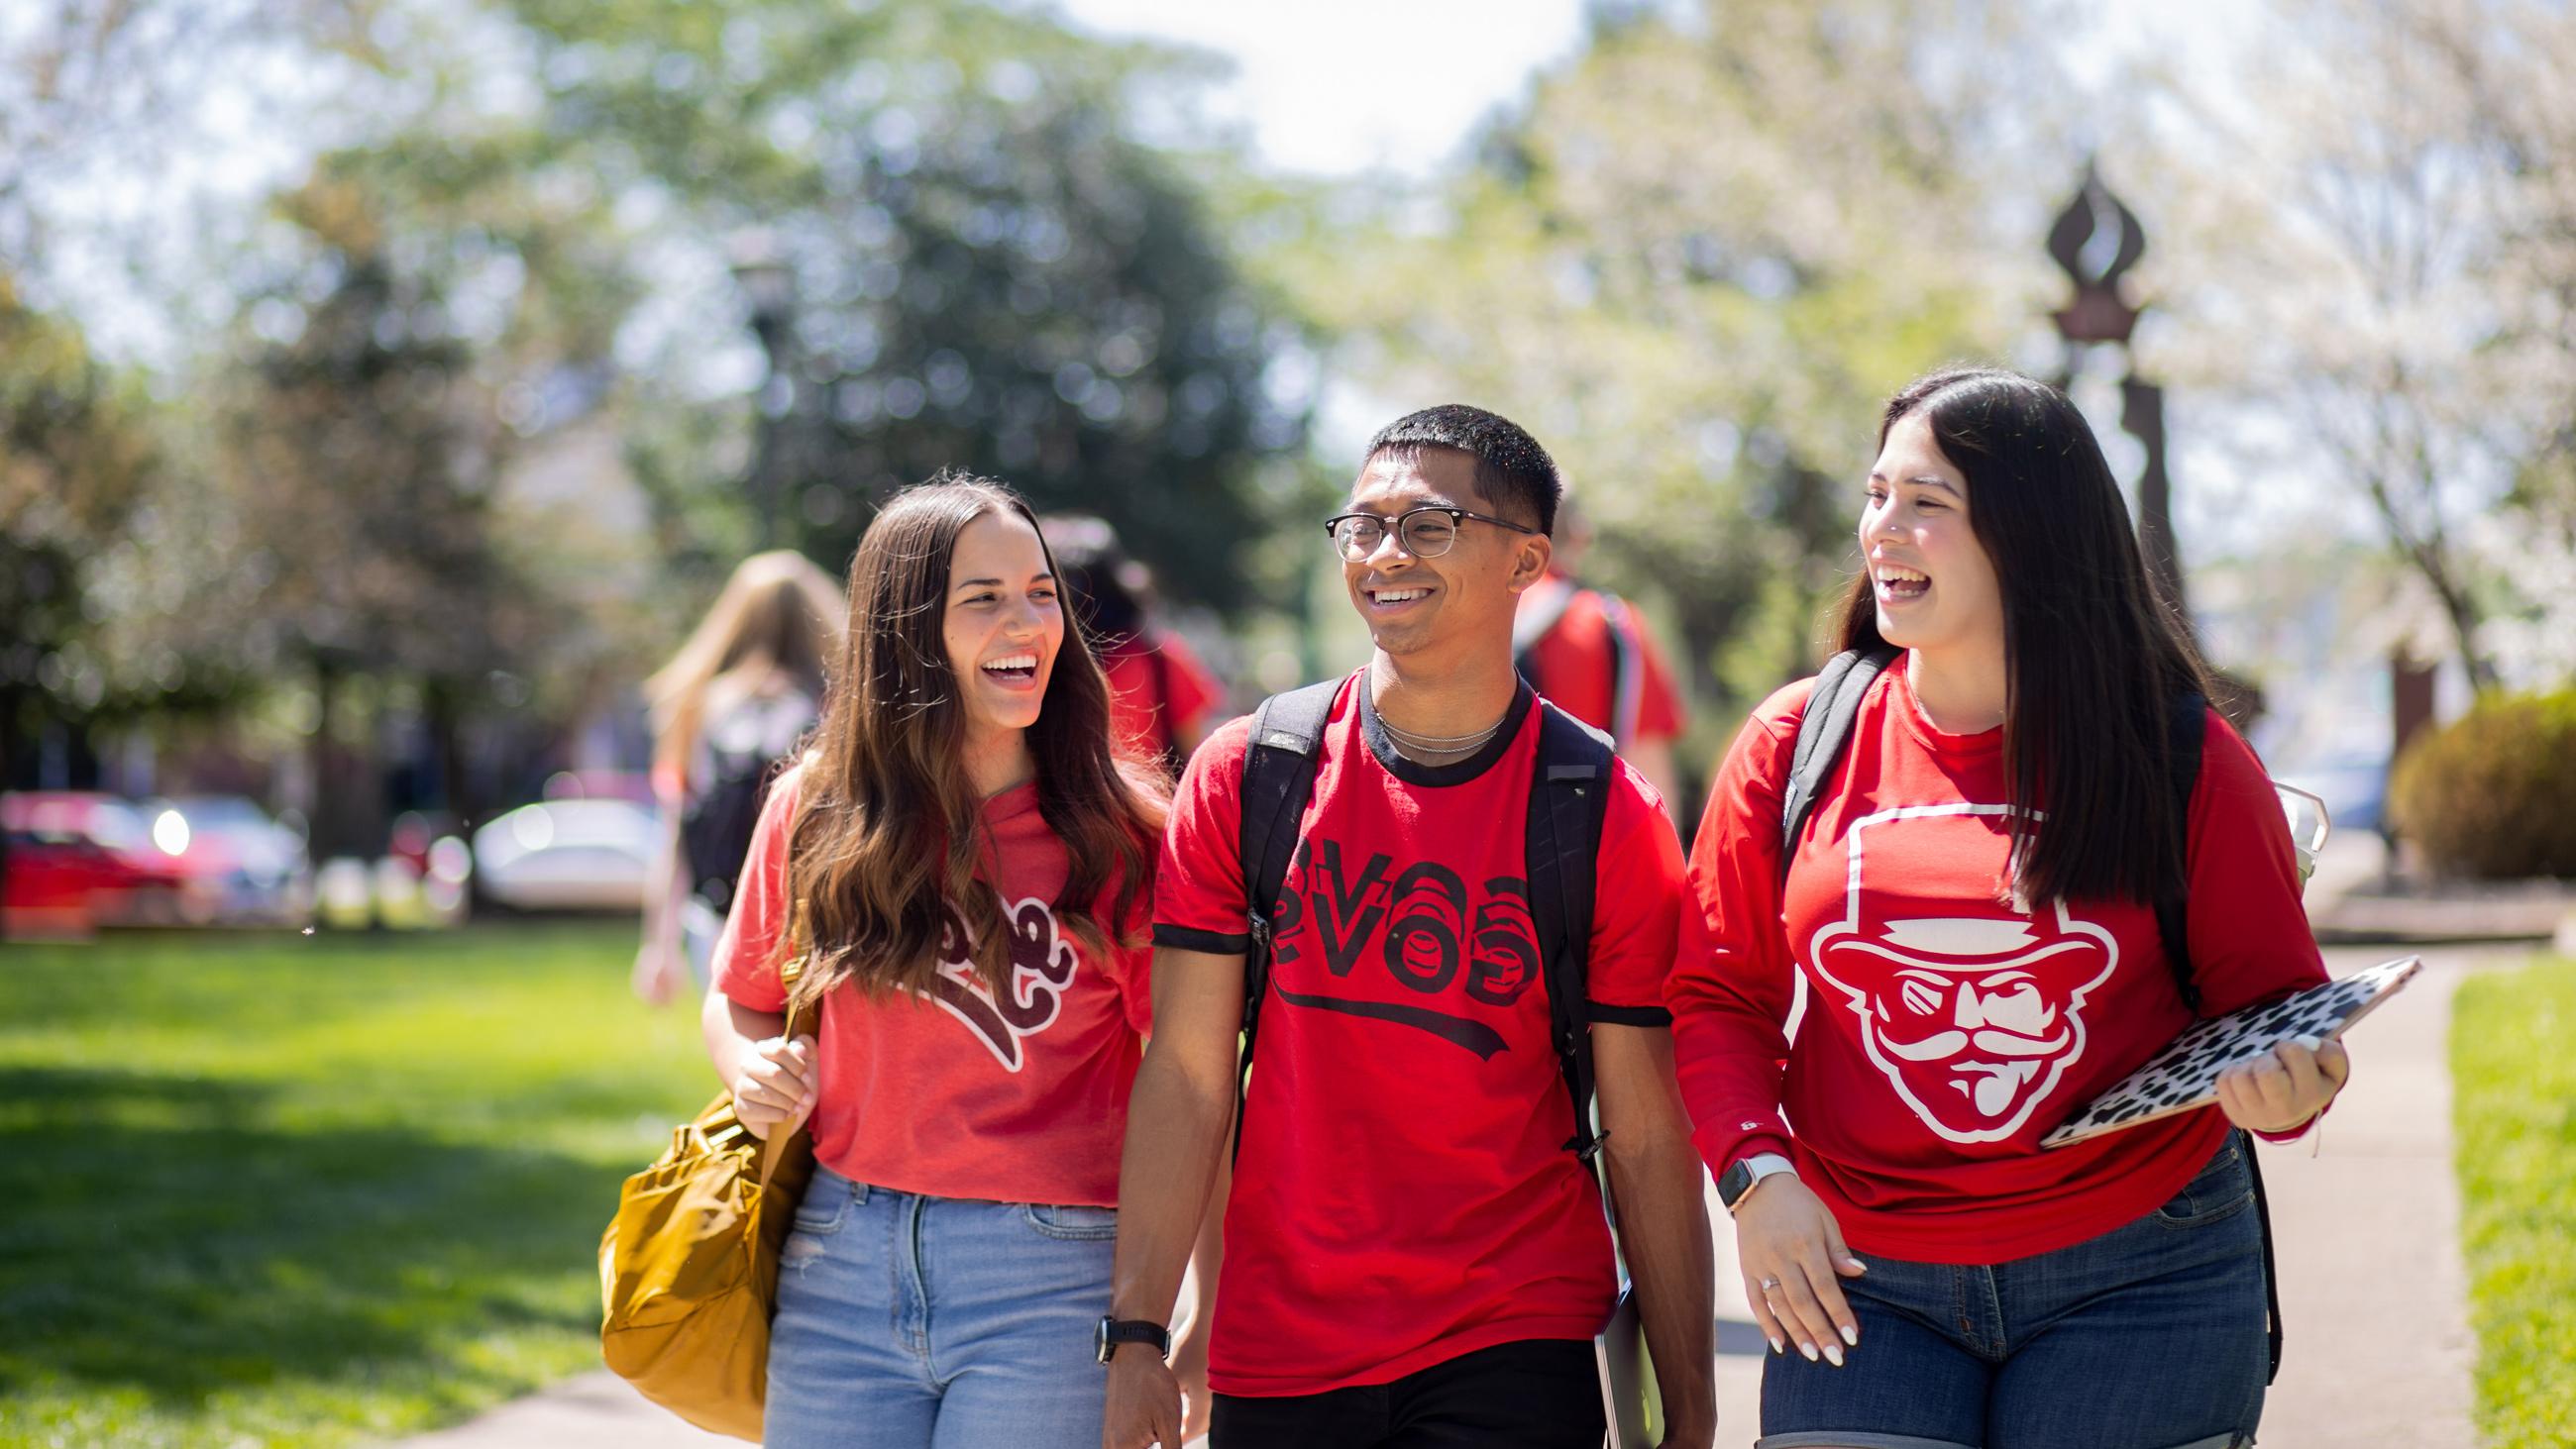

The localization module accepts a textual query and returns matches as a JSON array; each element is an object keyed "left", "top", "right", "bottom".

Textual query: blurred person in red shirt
[
  {"left": 1514, "top": 492, "right": 1687, "bottom": 810},
  {"left": 1042, "top": 514, "right": 1225, "bottom": 776}
]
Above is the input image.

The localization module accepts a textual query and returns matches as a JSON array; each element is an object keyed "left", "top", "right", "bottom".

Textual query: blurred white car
[
  {"left": 141, "top": 794, "right": 314, "bottom": 927},
  {"left": 470, "top": 798, "right": 658, "bottom": 912}
]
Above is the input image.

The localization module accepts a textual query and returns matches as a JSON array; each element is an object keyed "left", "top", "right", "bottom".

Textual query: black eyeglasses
[{"left": 1322, "top": 507, "right": 1539, "bottom": 562}]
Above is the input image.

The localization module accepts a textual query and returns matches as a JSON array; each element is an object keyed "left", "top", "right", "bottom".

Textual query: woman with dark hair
[
  {"left": 702, "top": 474, "right": 1208, "bottom": 1446},
  {"left": 1039, "top": 514, "right": 1225, "bottom": 774},
  {"left": 1669, "top": 368, "right": 2347, "bottom": 1449}
]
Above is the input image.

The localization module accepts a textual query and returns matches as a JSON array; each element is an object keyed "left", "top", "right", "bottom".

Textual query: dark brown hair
[
  {"left": 782, "top": 473, "right": 1167, "bottom": 1006},
  {"left": 1831, "top": 366, "right": 2213, "bottom": 906}
]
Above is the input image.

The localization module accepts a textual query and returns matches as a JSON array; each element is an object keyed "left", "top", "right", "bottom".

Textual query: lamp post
[
  {"left": 2046, "top": 161, "right": 2186, "bottom": 615},
  {"left": 728, "top": 233, "right": 797, "bottom": 550}
]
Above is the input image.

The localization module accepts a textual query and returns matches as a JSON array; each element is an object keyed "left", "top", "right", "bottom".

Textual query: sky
[{"left": 1050, "top": 0, "right": 1591, "bottom": 177}]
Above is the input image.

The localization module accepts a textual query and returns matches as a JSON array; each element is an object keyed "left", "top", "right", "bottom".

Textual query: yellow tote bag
[{"left": 599, "top": 965, "right": 817, "bottom": 1441}]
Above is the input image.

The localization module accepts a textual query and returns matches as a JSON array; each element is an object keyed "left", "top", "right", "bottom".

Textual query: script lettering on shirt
[
  {"left": 1262, "top": 836, "right": 1541, "bottom": 1057},
  {"left": 920, "top": 894, "right": 1079, "bottom": 1072}
]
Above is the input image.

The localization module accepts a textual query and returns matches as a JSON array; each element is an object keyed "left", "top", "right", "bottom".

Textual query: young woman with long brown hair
[
  {"left": 700, "top": 475, "right": 1197, "bottom": 1447},
  {"left": 1669, "top": 368, "right": 2348, "bottom": 1449}
]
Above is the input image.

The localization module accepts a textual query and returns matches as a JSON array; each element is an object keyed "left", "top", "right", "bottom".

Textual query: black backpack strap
[
  {"left": 1524, "top": 701, "right": 1621, "bottom": 1161},
  {"left": 2148, "top": 693, "right": 2280, "bottom": 1385},
  {"left": 1233, "top": 679, "right": 1342, "bottom": 1157},
  {"left": 1778, "top": 646, "right": 1900, "bottom": 879},
  {"left": 1597, "top": 591, "right": 1643, "bottom": 748}
]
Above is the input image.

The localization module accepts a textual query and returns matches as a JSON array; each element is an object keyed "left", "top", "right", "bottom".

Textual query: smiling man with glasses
[{"left": 1101, "top": 405, "right": 1716, "bottom": 1449}]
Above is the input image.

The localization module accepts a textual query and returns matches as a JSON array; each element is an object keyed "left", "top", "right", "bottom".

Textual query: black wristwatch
[
  {"left": 1717, "top": 1152, "right": 1796, "bottom": 1212},
  {"left": 1095, "top": 1315, "right": 1171, "bottom": 1364}
]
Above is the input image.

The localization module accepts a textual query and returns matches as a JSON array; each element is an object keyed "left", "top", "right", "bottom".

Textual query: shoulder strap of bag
[
  {"left": 1512, "top": 575, "right": 1582, "bottom": 695},
  {"left": 1234, "top": 679, "right": 1342, "bottom": 1154},
  {"left": 1778, "top": 645, "right": 1901, "bottom": 879},
  {"left": 1525, "top": 700, "right": 1620, "bottom": 1161},
  {"left": 2146, "top": 694, "right": 2280, "bottom": 1385},
  {"left": 1596, "top": 591, "right": 1644, "bottom": 749},
  {"left": 756, "top": 956, "right": 817, "bottom": 1190}
]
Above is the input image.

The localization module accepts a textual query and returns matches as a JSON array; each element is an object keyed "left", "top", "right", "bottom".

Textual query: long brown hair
[
  {"left": 643, "top": 550, "right": 847, "bottom": 784},
  {"left": 782, "top": 473, "right": 1167, "bottom": 1007},
  {"left": 1831, "top": 366, "right": 2213, "bottom": 906}
]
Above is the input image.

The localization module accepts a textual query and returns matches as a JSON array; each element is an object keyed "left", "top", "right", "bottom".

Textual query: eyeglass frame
[{"left": 1321, "top": 505, "right": 1541, "bottom": 561}]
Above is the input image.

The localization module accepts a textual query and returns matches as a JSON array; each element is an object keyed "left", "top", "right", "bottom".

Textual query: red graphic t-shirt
[
  {"left": 1154, "top": 673, "right": 1686, "bottom": 1397},
  {"left": 1517, "top": 571, "right": 1683, "bottom": 745},
  {"left": 714, "top": 763, "right": 1153, "bottom": 1207},
  {"left": 1102, "top": 633, "right": 1223, "bottom": 762},
  {"left": 1668, "top": 660, "right": 2328, "bottom": 1264}
]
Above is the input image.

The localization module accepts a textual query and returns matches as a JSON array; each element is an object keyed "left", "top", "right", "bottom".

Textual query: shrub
[{"left": 2390, "top": 687, "right": 2576, "bottom": 879}]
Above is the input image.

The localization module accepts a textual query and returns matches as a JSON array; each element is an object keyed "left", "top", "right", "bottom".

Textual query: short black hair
[{"left": 1361, "top": 404, "right": 1562, "bottom": 536}]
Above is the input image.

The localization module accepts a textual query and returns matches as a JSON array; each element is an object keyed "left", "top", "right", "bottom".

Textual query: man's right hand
[
  {"left": 730, "top": 1034, "right": 815, "bottom": 1139},
  {"left": 1101, "top": 1345, "right": 1185, "bottom": 1448},
  {"left": 1732, "top": 1172, "right": 1866, "bottom": 1367}
]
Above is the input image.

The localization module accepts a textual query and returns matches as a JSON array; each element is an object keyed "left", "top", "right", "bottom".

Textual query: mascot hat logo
[{"left": 1809, "top": 804, "right": 2117, "bottom": 1144}]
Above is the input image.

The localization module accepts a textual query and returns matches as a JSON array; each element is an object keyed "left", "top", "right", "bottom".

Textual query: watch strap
[{"left": 1096, "top": 1316, "right": 1170, "bottom": 1363}]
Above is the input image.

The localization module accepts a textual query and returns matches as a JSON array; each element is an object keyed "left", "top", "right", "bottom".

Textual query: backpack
[
  {"left": 1234, "top": 679, "right": 1660, "bottom": 1164},
  {"left": 679, "top": 690, "right": 816, "bottom": 915},
  {"left": 1782, "top": 645, "right": 2284, "bottom": 1384},
  {"left": 1514, "top": 579, "right": 1644, "bottom": 748}
]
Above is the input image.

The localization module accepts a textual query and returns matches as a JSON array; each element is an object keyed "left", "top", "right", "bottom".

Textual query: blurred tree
[
  {"left": 121, "top": 129, "right": 655, "bottom": 850},
  {"left": 2145, "top": 0, "right": 2576, "bottom": 691},
  {"left": 1264, "top": 0, "right": 2068, "bottom": 720},
  {"left": 0, "top": 275, "right": 166, "bottom": 790},
  {"left": 506, "top": 0, "right": 1311, "bottom": 611}
]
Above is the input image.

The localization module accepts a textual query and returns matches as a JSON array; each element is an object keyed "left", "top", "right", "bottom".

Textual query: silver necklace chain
[{"left": 1379, "top": 711, "right": 1505, "bottom": 758}]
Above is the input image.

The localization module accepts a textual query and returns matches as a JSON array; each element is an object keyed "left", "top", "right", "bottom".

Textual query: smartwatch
[
  {"left": 1717, "top": 1152, "right": 1796, "bottom": 1212},
  {"left": 1094, "top": 1315, "right": 1171, "bottom": 1364}
]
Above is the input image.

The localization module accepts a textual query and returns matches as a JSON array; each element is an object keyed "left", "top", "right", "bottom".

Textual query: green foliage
[
  {"left": 2450, "top": 956, "right": 2576, "bottom": 1446},
  {"left": 1274, "top": 0, "right": 2066, "bottom": 715},
  {"left": 508, "top": 0, "right": 1312, "bottom": 611},
  {"left": 0, "top": 277, "right": 179, "bottom": 776},
  {"left": 2390, "top": 689, "right": 2576, "bottom": 880},
  {"left": 0, "top": 924, "right": 709, "bottom": 1447}
]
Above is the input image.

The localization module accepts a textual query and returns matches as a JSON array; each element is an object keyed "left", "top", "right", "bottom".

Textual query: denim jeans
[
  {"left": 1759, "top": 1136, "right": 2270, "bottom": 1449},
  {"left": 764, "top": 1165, "right": 1118, "bottom": 1448}
]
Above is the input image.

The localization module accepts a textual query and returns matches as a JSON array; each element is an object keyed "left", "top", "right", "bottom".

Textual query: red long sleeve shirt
[{"left": 1668, "top": 661, "right": 2327, "bottom": 1263}]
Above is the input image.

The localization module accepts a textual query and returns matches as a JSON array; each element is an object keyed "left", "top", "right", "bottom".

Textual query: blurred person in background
[
  {"left": 1041, "top": 514, "right": 1225, "bottom": 776},
  {"left": 1513, "top": 491, "right": 1687, "bottom": 811},
  {"left": 632, "top": 550, "right": 847, "bottom": 1005},
  {"left": 705, "top": 475, "right": 1209, "bottom": 1446}
]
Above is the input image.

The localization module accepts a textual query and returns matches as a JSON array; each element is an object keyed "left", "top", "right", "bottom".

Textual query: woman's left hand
[{"left": 2216, "top": 1036, "right": 2350, "bottom": 1135}]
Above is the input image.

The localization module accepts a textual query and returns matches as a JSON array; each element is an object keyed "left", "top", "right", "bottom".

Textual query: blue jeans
[
  {"left": 764, "top": 1165, "right": 1118, "bottom": 1448},
  {"left": 1760, "top": 1137, "right": 2270, "bottom": 1449}
]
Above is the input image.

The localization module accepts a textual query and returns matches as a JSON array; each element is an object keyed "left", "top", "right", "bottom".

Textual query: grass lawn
[
  {"left": 2450, "top": 953, "right": 2576, "bottom": 1449},
  {"left": 0, "top": 923, "right": 714, "bottom": 1447}
]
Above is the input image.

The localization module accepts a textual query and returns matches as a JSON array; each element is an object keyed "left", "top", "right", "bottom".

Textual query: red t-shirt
[
  {"left": 1102, "top": 633, "right": 1223, "bottom": 762},
  {"left": 1668, "top": 660, "right": 2328, "bottom": 1264},
  {"left": 714, "top": 763, "right": 1154, "bottom": 1207},
  {"left": 1154, "top": 673, "right": 1686, "bottom": 1396},
  {"left": 1517, "top": 572, "right": 1684, "bottom": 745}
]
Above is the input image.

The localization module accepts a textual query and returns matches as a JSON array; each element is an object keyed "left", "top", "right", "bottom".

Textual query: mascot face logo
[{"left": 1808, "top": 805, "right": 2116, "bottom": 1144}]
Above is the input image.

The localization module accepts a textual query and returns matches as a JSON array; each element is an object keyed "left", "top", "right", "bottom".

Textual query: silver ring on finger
[{"left": 1759, "top": 1277, "right": 1781, "bottom": 1294}]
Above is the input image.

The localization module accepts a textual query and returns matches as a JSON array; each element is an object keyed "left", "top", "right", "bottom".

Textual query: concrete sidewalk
[{"left": 399, "top": 944, "right": 2498, "bottom": 1448}]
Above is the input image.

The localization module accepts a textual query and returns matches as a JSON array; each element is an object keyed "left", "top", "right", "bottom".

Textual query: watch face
[{"left": 1718, "top": 1159, "right": 1753, "bottom": 1207}]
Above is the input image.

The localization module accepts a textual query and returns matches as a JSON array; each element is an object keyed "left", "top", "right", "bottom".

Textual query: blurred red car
[{"left": 2, "top": 791, "right": 221, "bottom": 934}]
